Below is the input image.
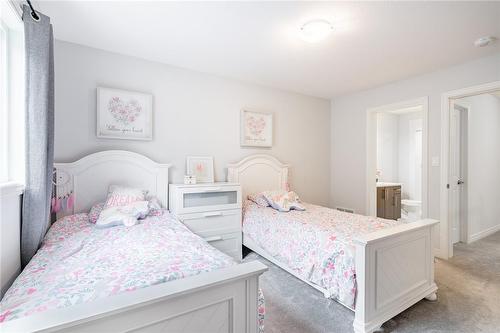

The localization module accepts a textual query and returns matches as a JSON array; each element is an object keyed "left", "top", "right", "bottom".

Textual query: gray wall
[
  {"left": 330, "top": 52, "right": 500, "bottom": 251},
  {"left": 54, "top": 41, "right": 331, "bottom": 206}
]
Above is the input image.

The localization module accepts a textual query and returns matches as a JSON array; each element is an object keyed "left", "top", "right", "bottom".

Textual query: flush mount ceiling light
[
  {"left": 474, "top": 36, "right": 496, "bottom": 47},
  {"left": 299, "top": 19, "right": 333, "bottom": 43}
]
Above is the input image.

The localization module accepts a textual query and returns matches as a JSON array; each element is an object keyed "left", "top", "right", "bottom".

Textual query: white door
[{"left": 449, "top": 103, "right": 464, "bottom": 244}]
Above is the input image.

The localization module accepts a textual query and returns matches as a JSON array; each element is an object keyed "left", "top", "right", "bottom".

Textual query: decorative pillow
[
  {"left": 96, "top": 201, "right": 150, "bottom": 228},
  {"left": 247, "top": 192, "right": 270, "bottom": 207},
  {"left": 146, "top": 195, "right": 164, "bottom": 216},
  {"left": 88, "top": 202, "right": 105, "bottom": 224},
  {"left": 104, "top": 185, "right": 148, "bottom": 209},
  {"left": 262, "top": 190, "right": 305, "bottom": 212}
]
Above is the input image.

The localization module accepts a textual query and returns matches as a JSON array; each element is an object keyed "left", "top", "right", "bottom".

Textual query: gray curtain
[{"left": 21, "top": 5, "right": 54, "bottom": 267}]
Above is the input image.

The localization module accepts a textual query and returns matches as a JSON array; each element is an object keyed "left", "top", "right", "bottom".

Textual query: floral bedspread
[
  {"left": 243, "top": 200, "right": 401, "bottom": 308},
  {"left": 0, "top": 211, "right": 265, "bottom": 330}
]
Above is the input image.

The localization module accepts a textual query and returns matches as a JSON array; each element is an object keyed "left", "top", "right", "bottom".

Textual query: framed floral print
[
  {"left": 97, "top": 87, "right": 153, "bottom": 140},
  {"left": 186, "top": 156, "right": 215, "bottom": 183},
  {"left": 240, "top": 109, "right": 273, "bottom": 147}
]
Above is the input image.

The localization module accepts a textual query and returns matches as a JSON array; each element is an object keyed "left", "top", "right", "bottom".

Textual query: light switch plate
[{"left": 431, "top": 156, "right": 440, "bottom": 167}]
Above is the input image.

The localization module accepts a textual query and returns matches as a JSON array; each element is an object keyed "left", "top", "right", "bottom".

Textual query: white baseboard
[
  {"left": 433, "top": 247, "right": 446, "bottom": 260},
  {"left": 468, "top": 224, "right": 500, "bottom": 243}
]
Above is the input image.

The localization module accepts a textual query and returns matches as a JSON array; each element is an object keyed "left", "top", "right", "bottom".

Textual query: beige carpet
[{"left": 244, "top": 231, "right": 500, "bottom": 333}]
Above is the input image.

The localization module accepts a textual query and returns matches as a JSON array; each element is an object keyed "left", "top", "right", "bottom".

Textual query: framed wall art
[
  {"left": 240, "top": 109, "right": 273, "bottom": 147},
  {"left": 97, "top": 87, "right": 153, "bottom": 140},
  {"left": 186, "top": 156, "right": 214, "bottom": 183}
]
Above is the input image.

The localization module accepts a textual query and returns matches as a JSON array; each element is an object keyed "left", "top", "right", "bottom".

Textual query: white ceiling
[{"left": 37, "top": 1, "right": 500, "bottom": 99}]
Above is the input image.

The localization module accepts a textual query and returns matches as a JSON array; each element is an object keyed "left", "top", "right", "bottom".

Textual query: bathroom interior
[{"left": 376, "top": 106, "right": 423, "bottom": 222}]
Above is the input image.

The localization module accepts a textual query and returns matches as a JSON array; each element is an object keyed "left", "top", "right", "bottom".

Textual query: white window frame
[
  {"left": 0, "top": 0, "right": 25, "bottom": 186},
  {"left": 0, "top": 21, "right": 8, "bottom": 183}
]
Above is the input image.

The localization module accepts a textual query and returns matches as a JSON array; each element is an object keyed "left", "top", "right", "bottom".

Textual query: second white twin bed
[{"left": 228, "top": 154, "right": 438, "bottom": 333}]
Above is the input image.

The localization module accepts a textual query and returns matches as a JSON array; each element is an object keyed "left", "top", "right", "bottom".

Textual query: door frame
[
  {"left": 452, "top": 103, "right": 470, "bottom": 245},
  {"left": 366, "top": 97, "right": 429, "bottom": 219},
  {"left": 440, "top": 80, "right": 500, "bottom": 259}
]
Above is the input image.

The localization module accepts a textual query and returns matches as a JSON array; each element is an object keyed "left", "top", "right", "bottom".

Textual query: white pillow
[
  {"left": 104, "top": 185, "right": 148, "bottom": 209},
  {"left": 96, "top": 201, "right": 150, "bottom": 228},
  {"left": 146, "top": 195, "right": 164, "bottom": 216},
  {"left": 262, "top": 190, "right": 305, "bottom": 212}
]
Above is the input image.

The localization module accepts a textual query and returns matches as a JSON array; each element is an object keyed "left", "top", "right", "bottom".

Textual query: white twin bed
[
  {"left": 227, "top": 154, "right": 439, "bottom": 333},
  {"left": 0, "top": 151, "right": 439, "bottom": 333},
  {"left": 0, "top": 151, "right": 266, "bottom": 333}
]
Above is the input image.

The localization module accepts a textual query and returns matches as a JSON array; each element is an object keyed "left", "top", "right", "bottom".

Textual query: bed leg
[{"left": 425, "top": 292, "right": 438, "bottom": 302}]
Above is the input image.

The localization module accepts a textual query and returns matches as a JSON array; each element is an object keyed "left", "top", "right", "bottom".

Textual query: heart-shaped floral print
[
  {"left": 246, "top": 116, "right": 266, "bottom": 137},
  {"left": 108, "top": 97, "right": 142, "bottom": 126}
]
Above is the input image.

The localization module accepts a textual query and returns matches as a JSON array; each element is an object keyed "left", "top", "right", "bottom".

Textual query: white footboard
[
  {"left": 0, "top": 261, "right": 267, "bottom": 333},
  {"left": 353, "top": 219, "right": 439, "bottom": 333}
]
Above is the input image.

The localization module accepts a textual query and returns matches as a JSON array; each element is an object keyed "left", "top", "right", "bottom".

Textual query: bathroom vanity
[{"left": 377, "top": 183, "right": 402, "bottom": 220}]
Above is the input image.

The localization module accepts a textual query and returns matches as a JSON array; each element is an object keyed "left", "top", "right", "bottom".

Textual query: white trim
[
  {"left": 1, "top": 1, "right": 25, "bottom": 185},
  {"left": 452, "top": 102, "right": 470, "bottom": 244},
  {"left": 0, "top": 21, "right": 8, "bottom": 183},
  {"left": 365, "top": 97, "right": 429, "bottom": 219},
  {"left": 440, "top": 80, "right": 500, "bottom": 259},
  {"left": 0, "top": 182, "right": 24, "bottom": 197},
  {"left": 468, "top": 224, "right": 500, "bottom": 243},
  {"left": 7, "top": 1, "right": 23, "bottom": 20}
]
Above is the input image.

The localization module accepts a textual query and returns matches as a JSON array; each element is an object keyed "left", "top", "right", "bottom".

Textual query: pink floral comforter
[
  {"left": 0, "top": 211, "right": 251, "bottom": 323},
  {"left": 243, "top": 200, "right": 401, "bottom": 308}
]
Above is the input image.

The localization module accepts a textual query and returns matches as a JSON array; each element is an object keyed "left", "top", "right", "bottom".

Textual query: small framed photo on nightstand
[{"left": 186, "top": 156, "right": 214, "bottom": 183}]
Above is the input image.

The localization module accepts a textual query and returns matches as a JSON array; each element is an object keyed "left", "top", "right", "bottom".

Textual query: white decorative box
[{"left": 184, "top": 175, "right": 197, "bottom": 185}]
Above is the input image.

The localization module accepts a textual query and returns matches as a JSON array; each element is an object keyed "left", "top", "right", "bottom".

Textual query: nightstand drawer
[
  {"left": 179, "top": 209, "right": 241, "bottom": 238},
  {"left": 204, "top": 232, "right": 242, "bottom": 261},
  {"left": 169, "top": 184, "right": 241, "bottom": 215},
  {"left": 169, "top": 183, "right": 242, "bottom": 261}
]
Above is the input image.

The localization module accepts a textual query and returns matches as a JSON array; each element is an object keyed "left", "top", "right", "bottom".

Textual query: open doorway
[
  {"left": 441, "top": 81, "right": 500, "bottom": 258},
  {"left": 366, "top": 97, "right": 428, "bottom": 222},
  {"left": 449, "top": 90, "right": 500, "bottom": 247}
]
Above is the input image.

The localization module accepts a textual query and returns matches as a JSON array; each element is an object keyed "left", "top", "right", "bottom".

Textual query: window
[
  {"left": 1, "top": 21, "right": 8, "bottom": 182},
  {"left": 0, "top": 1, "right": 25, "bottom": 185}
]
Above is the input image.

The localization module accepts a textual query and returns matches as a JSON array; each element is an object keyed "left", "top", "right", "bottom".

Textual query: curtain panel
[{"left": 21, "top": 5, "right": 54, "bottom": 267}]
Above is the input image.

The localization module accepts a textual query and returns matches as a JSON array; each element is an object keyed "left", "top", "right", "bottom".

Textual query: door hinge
[{"left": 446, "top": 184, "right": 450, "bottom": 189}]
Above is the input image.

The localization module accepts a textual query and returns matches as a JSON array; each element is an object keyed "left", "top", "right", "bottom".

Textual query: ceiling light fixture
[
  {"left": 474, "top": 36, "right": 496, "bottom": 47},
  {"left": 299, "top": 19, "right": 333, "bottom": 43}
]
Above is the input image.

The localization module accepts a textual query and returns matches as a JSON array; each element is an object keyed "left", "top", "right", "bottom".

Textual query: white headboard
[
  {"left": 227, "top": 154, "right": 289, "bottom": 200},
  {"left": 54, "top": 150, "right": 171, "bottom": 215}
]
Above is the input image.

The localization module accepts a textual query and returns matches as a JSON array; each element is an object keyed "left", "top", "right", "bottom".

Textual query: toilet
[{"left": 401, "top": 199, "right": 422, "bottom": 222}]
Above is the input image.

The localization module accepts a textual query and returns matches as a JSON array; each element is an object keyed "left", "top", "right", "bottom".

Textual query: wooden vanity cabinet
[{"left": 377, "top": 185, "right": 401, "bottom": 220}]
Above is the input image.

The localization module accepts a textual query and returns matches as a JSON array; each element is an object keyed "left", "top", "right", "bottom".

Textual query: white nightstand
[{"left": 169, "top": 183, "right": 242, "bottom": 261}]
